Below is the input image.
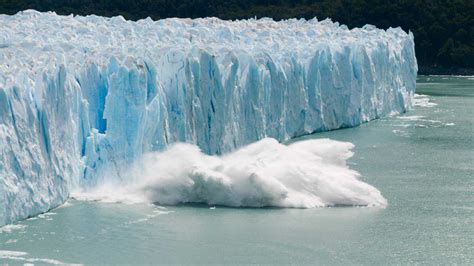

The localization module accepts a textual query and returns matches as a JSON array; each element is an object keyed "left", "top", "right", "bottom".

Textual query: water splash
[{"left": 73, "top": 138, "right": 387, "bottom": 208}]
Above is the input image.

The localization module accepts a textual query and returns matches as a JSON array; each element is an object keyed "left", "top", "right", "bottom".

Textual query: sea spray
[{"left": 72, "top": 138, "right": 387, "bottom": 207}]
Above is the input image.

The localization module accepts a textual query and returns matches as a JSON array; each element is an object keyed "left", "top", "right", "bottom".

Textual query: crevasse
[{"left": 0, "top": 10, "right": 417, "bottom": 225}]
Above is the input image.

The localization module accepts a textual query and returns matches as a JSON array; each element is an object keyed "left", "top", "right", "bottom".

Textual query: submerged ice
[{"left": 0, "top": 10, "right": 416, "bottom": 225}]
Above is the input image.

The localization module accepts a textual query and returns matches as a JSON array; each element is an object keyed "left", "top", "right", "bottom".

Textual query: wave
[{"left": 72, "top": 138, "right": 387, "bottom": 208}]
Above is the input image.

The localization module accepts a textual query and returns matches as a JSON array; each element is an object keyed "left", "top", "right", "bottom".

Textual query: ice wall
[{"left": 0, "top": 10, "right": 417, "bottom": 225}]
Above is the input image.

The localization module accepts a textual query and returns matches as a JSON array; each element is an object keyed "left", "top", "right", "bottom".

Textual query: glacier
[{"left": 0, "top": 10, "right": 416, "bottom": 225}]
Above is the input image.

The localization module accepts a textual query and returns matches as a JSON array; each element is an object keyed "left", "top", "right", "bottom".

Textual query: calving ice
[{"left": 0, "top": 10, "right": 417, "bottom": 225}]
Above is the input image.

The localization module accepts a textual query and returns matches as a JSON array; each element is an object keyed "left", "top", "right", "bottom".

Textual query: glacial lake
[{"left": 0, "top": 76, "right": 472, "bottom": 264}]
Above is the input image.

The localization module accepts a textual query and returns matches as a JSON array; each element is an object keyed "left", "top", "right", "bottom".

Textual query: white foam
[
  {"left": 0, "top": 250, "right": 28, "bottom": 257},
  {"left": 0, "top": 224, "right": 27, "bottom": 233},
  {"left": 37, "top": 212, "right": 57, "bottom": 221},
  {"left": 397, "top": 115, "right": 454, "bottom": 127},
  {"left": 72, "top": 138, "right": 387, "bottom": 208},
  {"left": 55, "top": 200, "right": 73, "bottom": 209},
  {"left": 0, "top": 250, "right": 73, "bottom": 265},
  {"left": 392, "top": 129, "right": 410, "bottom": 137},
  {"left": 126, "top": 209, "right": 173, "bottom": 225},
  {"left": 398, "top": 115, "right": 426, "bottom": 121},
  {"left": 413, "top": 94, "right": 438, "bottom": 107}
]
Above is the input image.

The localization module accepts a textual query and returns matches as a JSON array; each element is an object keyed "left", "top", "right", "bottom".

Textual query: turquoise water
[{"left": 1, "top": 76, "right": 473, "bottom": 264}]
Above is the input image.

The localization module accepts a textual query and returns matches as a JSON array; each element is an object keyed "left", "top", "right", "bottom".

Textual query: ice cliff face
[{"left": 0, "top": 10, "right": 417, "bottom": 225}]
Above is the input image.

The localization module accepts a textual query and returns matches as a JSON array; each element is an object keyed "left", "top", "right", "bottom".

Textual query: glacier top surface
[{"left": 0, "top": 10, "right": 412, "bottom": 84}]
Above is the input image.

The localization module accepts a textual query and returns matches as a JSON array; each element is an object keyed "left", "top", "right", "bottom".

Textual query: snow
[{"left": 0, "top": 10, "right": 416, "bottom": 225}]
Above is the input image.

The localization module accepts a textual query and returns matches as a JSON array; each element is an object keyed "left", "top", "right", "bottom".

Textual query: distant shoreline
[{"left": 418, "top": 66, "right": 474, "bottom": 76}]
